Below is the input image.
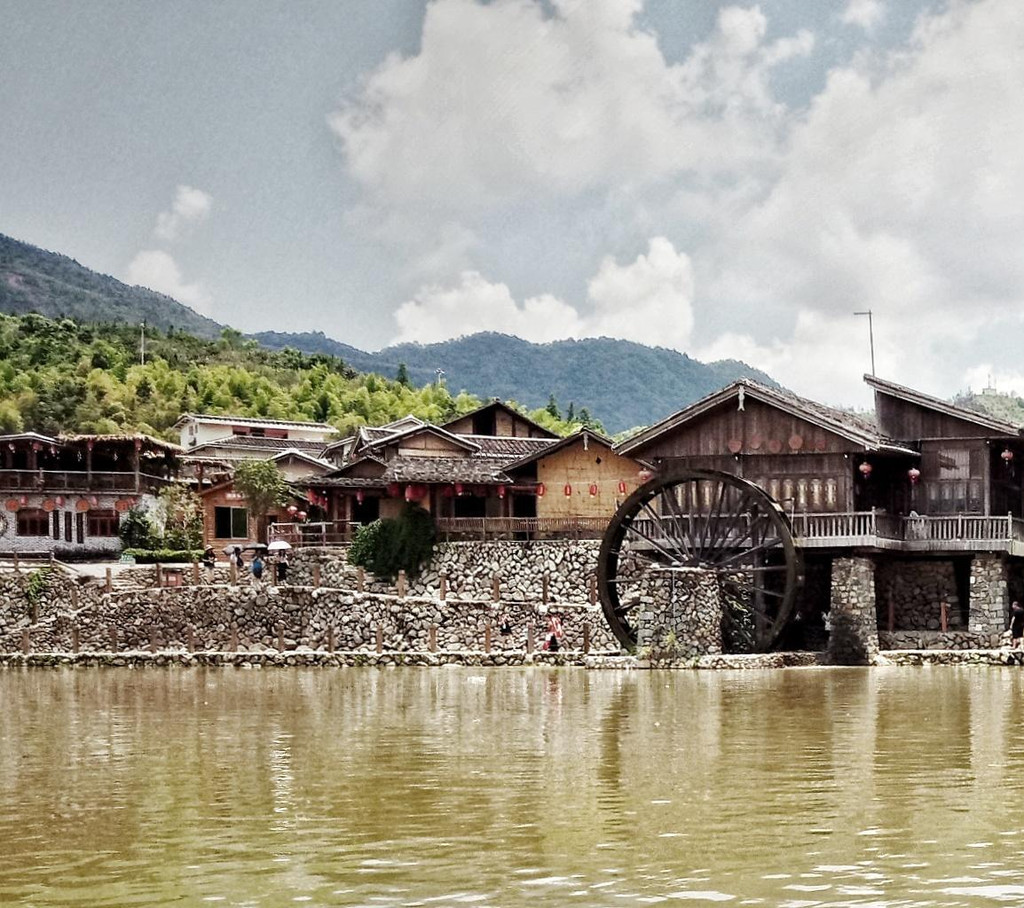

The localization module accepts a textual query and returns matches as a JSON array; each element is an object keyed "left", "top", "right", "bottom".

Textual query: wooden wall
[
  {"left": 876, "top": 395, "right": 997, "bottom": 441},
  {"left": 536, "top": 440, "right": 642, "bottom": 519}
]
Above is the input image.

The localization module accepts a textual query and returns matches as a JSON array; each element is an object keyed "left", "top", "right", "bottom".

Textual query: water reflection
[{"left": 4, "top": 666, "right": 1024, "bottom": 905}]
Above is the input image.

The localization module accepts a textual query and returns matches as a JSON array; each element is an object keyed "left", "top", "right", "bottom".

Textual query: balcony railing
[
  {"left": 268, "top": 512, "right": 1024, "bottom": 554},
  {"left": 0, "top": 470, "right": 173, "bottom": 493}
]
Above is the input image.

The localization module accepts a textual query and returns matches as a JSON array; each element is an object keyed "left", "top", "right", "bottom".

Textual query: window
[
  {"left": 215, "top": 506, "right": 249, "bottom": 539},
  {"left": 87, "top": 509, "right": 119, "bottom": 537},
  {"left": 52, "top": 511, "right": 60, "bottom": 540},
  {"left": 17, "top": 508, "right": 49, "bottom": 536}
]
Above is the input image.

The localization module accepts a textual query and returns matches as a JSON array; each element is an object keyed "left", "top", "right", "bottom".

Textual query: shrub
[
  {"left": 347, "top": 505, "right": 435, "bottom": 581},
  {"left": 121, "top": 548, "right": 202, "bottom": 564}
]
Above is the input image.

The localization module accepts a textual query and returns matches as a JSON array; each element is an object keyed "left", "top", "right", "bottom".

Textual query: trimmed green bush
[
  {"left": 121, "top": 548, "right": 202, "bottom": 564},
  {"left": 347, "top": 505, "right": 435, "bottom": 581}
]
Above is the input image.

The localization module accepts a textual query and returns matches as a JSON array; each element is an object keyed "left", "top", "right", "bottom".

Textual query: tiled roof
[
  {"left": 383, "top": 455, "right": 509, "bottom": 484},
  {"left": 192, "top": 436, "right": 329, "bottom": 455},
  {"left": 173, "top": 412, "right": 336, "bottom": 432},
  {"left": 459, "top": 435, "right": 557, "bottom": 460}
]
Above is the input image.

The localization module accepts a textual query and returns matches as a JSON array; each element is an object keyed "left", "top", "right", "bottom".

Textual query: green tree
[
  {"left": 157, "top": 483, "right": 204, "bottom": 550},
  {"left": 233, "top": 459, "right": 289, "bottom": 543},
  {"left": 546, "top": 393, "right": 560, "bottom": 420},
  {"left": 396, "top": 362, "right": 411, "bottom": 387}
]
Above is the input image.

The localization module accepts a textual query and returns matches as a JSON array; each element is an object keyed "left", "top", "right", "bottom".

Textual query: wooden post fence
[
  {"left": 357, "top": 566, "right": 365, "bottom": 593},
  {"left": 484, "top": 623, "right": 492, "bottom": 653},
  {"left": 527, "top": 624, "right": 535, "bottom": 654},
  {"left": 397, "top": 570, "right": 407, "bottom": 598},
  {"left": 429, "top": 624, "right": 437, "bottom": 653},
  {"left": 313, "top": 563, "right": 321, "bottom": 588},
  {"left": 71, "top": 625, "right": 79, "bottom": 654},
  {"left": 375, "top": 624, "right": 383, "bottom": 654},
  {"left": 940, "top": 601, "right": 948, "bottom": 633},
  {"left": 105, "top": 567, "right": 112, "bottom": 593},
  {"left": 439, "top": 574, "right": 447, "bottom": 601},
  {"left": 492, "top": 573, "right": 500, "bottom": 602},
  {"left": 583, "top": 622, "right": 591, "bottom": 654},
  {"left": 542, "top": 574, "right": 549, "bottom": 605},
  {"left": 20, "top": 628, "right": 30, "bottom": 654}
]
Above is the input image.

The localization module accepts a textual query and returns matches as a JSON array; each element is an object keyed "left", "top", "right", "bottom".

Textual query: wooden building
[
  {"left": 614, "top": 376, "right": 1024, "bottom": 644},
  {"left": 0, "top": 432, "right": 182, "bottom": 556}
]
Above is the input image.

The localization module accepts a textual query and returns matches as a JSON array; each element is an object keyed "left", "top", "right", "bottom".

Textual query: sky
[{"left": 2, "top": 0, "right": 1022, "bottom": 410}]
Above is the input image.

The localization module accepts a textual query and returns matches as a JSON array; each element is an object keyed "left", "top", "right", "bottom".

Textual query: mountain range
[{"left": 1, "top": 231, "right": 776, "bottom": 432}]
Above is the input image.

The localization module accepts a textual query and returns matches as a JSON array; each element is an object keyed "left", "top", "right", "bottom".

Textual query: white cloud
[
  {"left": 394, "top": 237, "right": 695, "bottom": 349},
  {"left": 841, "top": 0, "right": 885, "bottom": 31},
  {"left": 126, "top": 250, "right": 210, "bottom": 313},
  {"left": 154, "top": 185, "right": 213, "bottom": 242},
  {"left": 330, "top": 0, "right": 812, "bottom": 213}
]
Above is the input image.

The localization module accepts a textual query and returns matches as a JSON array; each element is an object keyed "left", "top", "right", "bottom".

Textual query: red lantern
[
  {"left": 455, "top": 483, "right": 464, "bottom": 497},
  {"left": 42, "top": 499, "right": 54, "bottom": 512},
  {"left": 564, "top": 483, "right": 572, "bottom": 497},
  {"left": 387, "top": 483, "right": 401, "bottom": 498},
  {"left": 90, "top": 496, "right": 98, "bottom": 506},
  {"left": 405, "top": 485, "right": 416, "bottom": 501},
  {"left": 908, "top": 467, "right": 921, "bottom": 485},
  {"left": 858, "top": 462, "right": 873, "bottom": 478},
  {"left": 20, "top": 495, "right": 27, "bottom": 506},
  {"left": 589, "top": 483, "right": 598, "bottom": 497},
  {"left": 356, "top": 490, "right": 365, "bottom": 504},
  {"left": 536, "top": 482, "right": 545, "bottom": 497},
  {"left": 1002, "top": 449, "right": 1014, "bottom": 463},
  {"left": 497, "top": 485, "right": 506, "bottom": 499},
  {"left": 618, "top": 480, "right": 627, "bottom": 495}
]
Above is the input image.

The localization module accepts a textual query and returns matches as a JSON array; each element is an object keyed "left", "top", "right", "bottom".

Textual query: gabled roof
[
  {"left": 190, "top": 436, "right": 329, "bottom": 456},
  {"left": 363, "top": 423, "right": 481, "bottom": 454},
  {"left": 0, "top": 431, "right": 61, "bottom": 446},
  {"left": 866, "top": 374, "right": 1022, "bottom": 437},
  {"left": 59, "top": 433, "right": 185, "bottom": 454},
  {"left": 172, "top": 412, "right": 336, "bottom": 433},
  {"left": 271, "top": 448, "right": 333, "bottom": 470},
  {"left": 458, "top": 434, "right": 557, "bottom": 461},
  {"left": 504, "top": 428, "right": 617, "bottom": 471},
  {"left": 441, "top": 400, "right": 559, "bottom": 439},
  {"left": 616, "top": 379, "right": 909, "bottom": 456}
]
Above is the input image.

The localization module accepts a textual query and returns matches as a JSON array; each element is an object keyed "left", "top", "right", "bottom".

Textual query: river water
[{"left": 3, "top": 666, "right": 1024, "bottom": 906}]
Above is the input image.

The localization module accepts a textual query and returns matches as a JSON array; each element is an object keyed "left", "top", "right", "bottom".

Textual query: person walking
[
  {"left": 1010, "top": 600, "right": 1024, "bottom": 648},
  {"left": 202, "top": 546, "right": 216, "bottom": 582},
  {"left": 251, "top": 553, "right": 264, "bottom": 584}
]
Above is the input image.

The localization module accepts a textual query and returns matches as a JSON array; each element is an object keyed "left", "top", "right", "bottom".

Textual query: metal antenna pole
[{"left": 853, "top": 310, "right": 875, "bottom": 375}]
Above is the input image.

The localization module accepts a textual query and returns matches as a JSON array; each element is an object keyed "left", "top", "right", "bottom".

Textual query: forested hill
[
  {"left": 251, "top": 331, "right": 779, "bottom": 434},
  {"left": 0, "top": 233, "right": 222, "bottom": 339}
]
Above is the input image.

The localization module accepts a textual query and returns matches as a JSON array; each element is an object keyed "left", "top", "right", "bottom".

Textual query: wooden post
[
  {"left": 397, "top": 570, "right": 407, "bottom": 598},
  {"left": 71, "top": 625, "right": 79, "bottom": 653},
  {"left": 30, "top": 601, "right": 38, "bottom": 624},
  {"left": 327, "top": 626, "right": 336, "bottom": 653},
  {"left": 192, "top": 561, "right": 200, "bottom": 584},
  {"left": 12, "top": 552, "right": 18, "bottom": 572},
  {"left": 438, "top": 573, "right": 447, "bottom": 601},
  {"left": 105, "top": 567, "right": 112, "bottom": 593},
  {"left": 527, "top": 624, "right": 535, "bottom": 654},
  {"left": 583, "top": 622, "right": 591, "bottom": 654},
  {"left": 313, "top": 563, "right": 321, "bottom": 588},
  {"left": 356, "top": 566, "right": 365, "bottom": 593},
  {"left": 109, "top": 624, "right": 118, "bottom": 651},
  {"left": 940, "top": 601, "right": 948, "bottom": 633},
  {"left": 542, "top": 573, "right": 549, "bottom": 605},
  {"left": 589, "top": 575, "right": 597, "bottom": 605},
  {"left": 887, "top": 593, "right": 895, "bottom": 634},
  {"left": 428, "top": 624, "right": 437, "bottom": 653},
  {"left": 492, "top": 573, "right": 500, "bottom": 602},
  {"left": 70, "top": 585, "right": 78, "bottom": 609},
  {"left": 149, "top": 627, "right": 159, "bottom": 653},
  {"left": 229, "top": 626, "right": 238, "bottom": 651},
  {"left": 155, "top": 563, "right": 163, "bottom": 588},
  {"left": 277, "top": 624, "right": 286, "bottom": 651},
  {"left": 187, "top": 625, "right": 196, "bottom": 652},
  {"left": 230, "top": 561, "right": 237, "bottom": 585},
  {"left": 21, "top": 628, "right": 30, "bottom": 654},
  {"left": 484, "top": 623, "right": 492, "bottom": 653},
  {"left": 375, "top": 624, "right": 383, "bottom": 654}
]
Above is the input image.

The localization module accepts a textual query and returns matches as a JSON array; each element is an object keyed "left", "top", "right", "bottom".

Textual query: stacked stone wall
[
  {"left": 635, "top": 568, "right": 722, "bottom": 659},
  {"left": 828, "top": 556, "right": 880, "bottom": 664},
  {"left": 292, "top": 541, "right": 602, "bottom": 603},
  {"left": 875, "top": 560, "right": 963, "bottom": 631},
  {"left": 969, "top": 554, "right": 1009, "bottom": 635},
  {"left": 0, "top": 575, "right": 616, "bottom": 655}
]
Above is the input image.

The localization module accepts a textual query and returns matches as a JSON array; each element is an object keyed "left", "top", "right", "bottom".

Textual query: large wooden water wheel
[{"left": 598, "top": 468, "right": 802, "bottom": 653}]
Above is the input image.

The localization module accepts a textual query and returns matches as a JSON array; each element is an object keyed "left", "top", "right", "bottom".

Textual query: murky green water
[{"left": 3, "top": 667, "right": 1024, "bottom": 906}]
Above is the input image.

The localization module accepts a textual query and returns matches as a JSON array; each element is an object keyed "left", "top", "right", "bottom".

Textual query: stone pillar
[
  {"left": 635, "top": 567, "right": 722, "bottom": 658},
  {"left": 968, "top": 553, "right": 1009, "bottom": 636},
  {"left": 828, "top": 556, "right": 879, "bottom": 665}
]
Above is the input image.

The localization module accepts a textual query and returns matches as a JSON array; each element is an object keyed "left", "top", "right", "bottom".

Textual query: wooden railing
[
  {"left": 0, "top": 470, "right": 173, "bottom": 492},
  {"left": 268, "top": 521, "right": 362, "bottom": 547}
]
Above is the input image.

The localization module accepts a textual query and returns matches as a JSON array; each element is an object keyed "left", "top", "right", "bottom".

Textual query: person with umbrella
[{"left": 268, "top": 539, "right": 291, "bottom": 583}]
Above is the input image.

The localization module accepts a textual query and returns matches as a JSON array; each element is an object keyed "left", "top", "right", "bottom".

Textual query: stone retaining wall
[
  {"left": 829, "top": 556, "right": 880, "bottom": 664},
  {"left": 969, "top": 554, "right": 1009, "bottom": 634},
  {"left": 635, "top": 568, "right": 722, "bottom": 658},
  {"left": 879, "top": 630, "right": 1002, "bottom": 651},
  {"left": 291, "top": 541, "right": 602, "bottom": 603},
  {"left": 0, "top": 577, "right": 618, "bottom": 656}
]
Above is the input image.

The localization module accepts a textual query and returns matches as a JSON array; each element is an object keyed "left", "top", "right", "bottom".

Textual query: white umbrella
[{"left": 267, "top": 539, "right": 292, "bottom": 551}]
